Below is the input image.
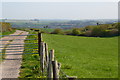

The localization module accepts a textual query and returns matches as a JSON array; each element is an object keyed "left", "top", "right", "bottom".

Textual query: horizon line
[{"left": 0, "top": 18, "right": 118, "bottom": 20}]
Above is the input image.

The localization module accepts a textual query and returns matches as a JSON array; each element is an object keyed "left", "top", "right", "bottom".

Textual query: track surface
[{"left": 0, "top": 30, "right": 28, "bottom": 78}]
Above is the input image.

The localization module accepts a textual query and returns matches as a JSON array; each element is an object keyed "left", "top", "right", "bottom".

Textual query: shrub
[
  {"left": 34, "top": 29, "right": 40, "bottom": 32},
  {"left": 114, "top": 23, "right": 120, "bottom": 35},
  {"left": 64, "top": 31, "right": 72, "bottom": 35},
  {"left": 72, "top": 28, "right": 81, "bottom": 35},
  {"left": 100, "top": 24, "right": 111, "bottom": 30},
  {"left": 91, "top": 27, "right": 108, "bottom": 37},
  {"left": 51, "top": 28, "right": 63, "bottom": 34},
  {"left": 84, "top": 31, "right": 92, "bottom": 36},
  {"left": 84, "top": 26, "right": 93, "bottom": 31},
  {"left": 40, "top": 30, "right": 46, "bottom": 33},
  {"left": 109, "top": 29, "right": 119, "bottom": 36},
  {"left": 0, "top": 22, "right": 12, "bottom": 32}
]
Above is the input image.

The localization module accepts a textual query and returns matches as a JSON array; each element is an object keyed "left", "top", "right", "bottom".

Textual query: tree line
[{"left": 50, "top": 23, "right": 120, "bottom": 37}]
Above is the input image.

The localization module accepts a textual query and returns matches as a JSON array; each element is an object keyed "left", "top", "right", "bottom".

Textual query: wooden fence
[{"left": 38, "top": 33, "right": 77, "bottom": 80}]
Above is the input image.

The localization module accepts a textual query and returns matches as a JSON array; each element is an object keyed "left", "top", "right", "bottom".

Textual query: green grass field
[
  {"left": 42, "top": 34, "right": 118, "bottom": 78},
  {"left": 20, "top": 31, "right": 118, "bottom": 78},
  {"left": 19, "top": 31, "right": 44, "bottom": 78}
]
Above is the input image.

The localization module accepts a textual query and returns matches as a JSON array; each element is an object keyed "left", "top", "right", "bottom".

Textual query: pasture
[
  {"left": 19, "top": 31, "right": 118, "bottom": 78},
  {"left": 42, "top": 34, "right": 118, "bottom": 78}
]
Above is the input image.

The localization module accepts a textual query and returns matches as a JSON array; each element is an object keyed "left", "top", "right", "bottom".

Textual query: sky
[
  {"left": 0, "top": 0, "right": 119, "bottom": 20},
  {"left": 1, "top": 0, "right": 120, "bottom": 2}
]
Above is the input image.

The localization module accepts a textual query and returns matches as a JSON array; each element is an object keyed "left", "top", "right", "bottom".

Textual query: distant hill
[{"left": 0, "top": 19, "right": 118, "bottom": 29}]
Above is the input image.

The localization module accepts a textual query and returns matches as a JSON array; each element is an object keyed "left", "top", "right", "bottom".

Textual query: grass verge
[{"left": 19, "top": 31, "right": 45, "bottom": 78}]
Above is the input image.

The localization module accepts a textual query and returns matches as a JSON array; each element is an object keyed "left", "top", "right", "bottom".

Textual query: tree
[
  {"left": 91, "top": 27, "right": 107, "bottom": 37},
  {"left": 72, "top": 28, "right": 81, "bottom": 35},
  {"left": 51, "top": 28, "right": 63, "bottom": 34}
]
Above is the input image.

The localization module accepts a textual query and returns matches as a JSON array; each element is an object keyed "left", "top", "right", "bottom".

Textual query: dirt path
[{"left": 0, "top": 30, "right": 29, "bottom": 79}]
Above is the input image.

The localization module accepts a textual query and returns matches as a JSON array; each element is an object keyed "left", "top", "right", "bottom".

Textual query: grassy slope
[
  {"left": 0, "top": 22, "right": 16, "bottom": 38},
  {"left": 0, "top": 30, "right": 16, "bottom": 38},
  {"left": 42, "top": 33, "right": 118, "bottom": 78}
]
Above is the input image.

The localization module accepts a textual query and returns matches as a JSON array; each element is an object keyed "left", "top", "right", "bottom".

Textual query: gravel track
[{"left": 0, "top": 30, "right": 28, "bottom": 79}]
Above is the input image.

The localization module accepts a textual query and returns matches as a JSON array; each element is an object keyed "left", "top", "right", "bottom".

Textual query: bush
[
  {"left": 84, "top": 31, "right": 92, "bottom": 36},
  {"left": 64, "top": 31, "right": 72, "bottom": 35},
  {"left": 114, "top": 23, "right": 120, "bottom": 35},
  {"left": 0, "top": 22, "right": 12, "bottom": 32},
  {"left": 40, "top": 30, "right": 46, "bottom": 33},
  {"left": 72, "top": 28, "right": 81, "bottom": 35},
  {"left": 51, "top": 28, "right": 63, "bottom": 34},
  {"left": 91, "top": 27, "right": 109, "bottom": 37},
  {"left": 109, "top": 29, "right": 119, "bottom": 36},
  {"left": 100, "top": 24, "right": 111, "bottom": 30},
  {"left": 84, "top": 26, "right": 93, "bottom": 31}
]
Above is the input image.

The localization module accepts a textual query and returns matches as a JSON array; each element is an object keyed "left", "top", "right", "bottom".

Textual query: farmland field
[{"left": 42, "top": 33, "right": 118, "bottom": 78}]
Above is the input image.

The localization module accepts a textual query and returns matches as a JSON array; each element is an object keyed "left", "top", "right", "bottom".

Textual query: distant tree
[
  {"left": 114, "top": 23, "right": 120, "bottom": 35},
  {"left": 43, "top": 26, "right": 49, "bottom": 28},
  {"left": 72, "top": 28, "right": 81, "bottom": 35},
  {"left": 84, "top": 31, "right": 92, "bottom": 36},
  {"left": 64, "top": 31, "right": 72, "bottom": 35},
  {"left": 97, "top": 22, "right": 99, "bottom": 25},
  {"left": 84, "top": 26, "right": 93, "bottom": 31},
  {"left": 51, "top": 28, "right": 63, "bottom": 34},
  {"left": 91, "top": 26, "right": 109, "bottom": 37},
  {"left": 46, "top": 25, "right": 48, "bottom": 28},
  {"left": 109, "top": 29, "right": 118, "bottom": 36}
]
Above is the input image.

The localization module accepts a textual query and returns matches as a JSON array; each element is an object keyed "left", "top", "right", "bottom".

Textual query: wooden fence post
[
  {"left": 48, "top": 49, "right": 55, "bottom": 79},
  {"left": 58, "top": 63, "right": 61, "bottom": 78},
  {"left": 40, "top": 41, "right": 45, "bottom": 73},
  {"left": 50, "top": 49, "right": 54, "bottom": 61},
  {"left": 38, "top": 33, "right": 42, "bottom": 56},
  {"left": 52, "top": 60, "right": 59, "bottom": 80},
  {"left": 45, "top": 43, "right": 49, "bottom": 68}
]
